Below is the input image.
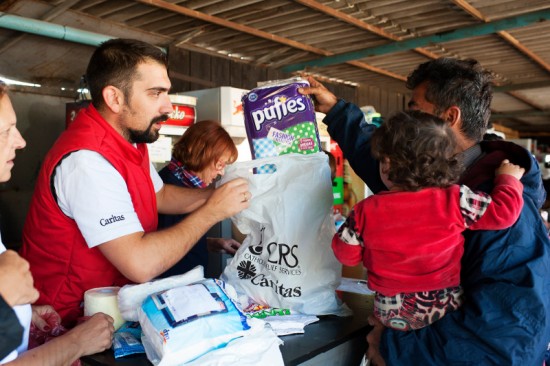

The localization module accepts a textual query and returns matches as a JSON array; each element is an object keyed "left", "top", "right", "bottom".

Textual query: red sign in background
[{"left": 163, "top": 104, "right": 196, "bottom": 127}]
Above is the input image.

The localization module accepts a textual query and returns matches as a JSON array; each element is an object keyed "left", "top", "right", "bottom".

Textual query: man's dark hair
[
  {"left": 86, "top": 38, "right": 168, "bottom": 110},
  {"left": 371, "top": 110, "right": 463, "bottom": 191},
  {"left": 406, "top": 58, "right": 493, "bottom": 143}
]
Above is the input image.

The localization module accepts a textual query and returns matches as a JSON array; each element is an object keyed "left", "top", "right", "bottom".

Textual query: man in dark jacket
[{"left": 300, "top": 58, "right": 550, "bottom": 365}]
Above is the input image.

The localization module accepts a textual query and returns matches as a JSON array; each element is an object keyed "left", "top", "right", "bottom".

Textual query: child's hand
[{"left": 496, "top": 159, "right": 525, "bottom": 180}]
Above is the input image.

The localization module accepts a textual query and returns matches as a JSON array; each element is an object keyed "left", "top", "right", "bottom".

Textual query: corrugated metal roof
[{"left": 1, "top": 0, "right": 550, "bottom": 136}]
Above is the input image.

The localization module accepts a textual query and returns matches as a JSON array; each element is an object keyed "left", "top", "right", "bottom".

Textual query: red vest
[{"left": 20, "top": 105, "right": 158, "bottom": 327}]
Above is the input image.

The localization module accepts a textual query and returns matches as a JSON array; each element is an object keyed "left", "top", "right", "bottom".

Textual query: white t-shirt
[
  {"left": 53, "top": 150, "right": 163, "bottom": 248},
  {"left": 0, "top": 238, "right": 31, "bottom": 364}
]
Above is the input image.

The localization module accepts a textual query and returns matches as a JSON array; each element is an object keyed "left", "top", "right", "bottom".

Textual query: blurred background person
[
  {"left": 158, "top": 120, "right": 241, "bottom": 278},
  {"left": 0, "top": 81, "right": 113, "bottom": 365}
]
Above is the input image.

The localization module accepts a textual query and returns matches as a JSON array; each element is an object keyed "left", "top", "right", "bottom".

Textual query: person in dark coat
[{"left": 299, "top": 58, "right": 550, "bottom": 366}]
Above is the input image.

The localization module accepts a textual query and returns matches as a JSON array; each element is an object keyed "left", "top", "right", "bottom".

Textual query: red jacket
[
  {"left": 332, "top": 175, "right": 523, "bottom": 296},
  {"left": 20, "top": 105, "right": 158, "bottom": 327}
]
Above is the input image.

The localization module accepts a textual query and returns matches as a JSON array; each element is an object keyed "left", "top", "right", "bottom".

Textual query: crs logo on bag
[
  {"left": 248, "top": 227, "right": 299, "bottom": 268},
  {"left": 237, "top": 227, "right": 302, "bottom": 298}
]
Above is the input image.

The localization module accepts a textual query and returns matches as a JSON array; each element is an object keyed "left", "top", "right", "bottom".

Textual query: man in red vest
[{"left": 20, "top": 38, "right": 251, "bottom": 327}]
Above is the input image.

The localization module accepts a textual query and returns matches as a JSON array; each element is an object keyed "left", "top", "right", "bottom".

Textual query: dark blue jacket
[
  {"left": 325, "top": 100, "right": 550, "bottom": 365},
  {"left": 0, "top": 296, "right": 22, "bottom": 360},
  {"left": 157, "top": 167, "right": 208, "bottom": 278}
]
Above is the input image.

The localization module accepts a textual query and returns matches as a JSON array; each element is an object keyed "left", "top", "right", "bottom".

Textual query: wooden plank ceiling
[{"left": 1, "top": 0, "right": 550, "bottom": 137}]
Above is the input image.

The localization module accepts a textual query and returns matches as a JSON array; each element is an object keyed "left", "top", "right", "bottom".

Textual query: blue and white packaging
[
  {"left": 113, "top": 321, "right": 145, "bottom": 358},
  {"left": 139, "top": 278, "right": 256, "bottom": 365}
]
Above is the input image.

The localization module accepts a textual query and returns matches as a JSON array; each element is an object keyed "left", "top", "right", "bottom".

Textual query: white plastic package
[
  {"left": 118, "top": 265, "right": 205, "bottom": 322},
  {"left": 139, "top": 278, "right": 263, "bottom": 366},
  {"left": 183, "top": 324, "right": 284, "bottom": 366}
]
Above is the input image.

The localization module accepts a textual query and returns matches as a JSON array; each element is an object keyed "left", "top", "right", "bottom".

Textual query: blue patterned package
[
  {"left": 139, "top": 278, "right": 254, "bottom": 365},
  {"left": 112, "top": 321, "right": 145, "bottom": 358},
  {"left": 242, "top": 77, "right": 320, "bottom": 173}
]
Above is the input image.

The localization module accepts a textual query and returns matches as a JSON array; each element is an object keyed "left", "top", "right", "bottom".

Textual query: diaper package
[
  {"left": 139, "top": 278, "right": 256, "bottom": 365},
  {"left": 113, "top": 322, "right": 145, "bottom": 358},
  {"left": 119, "top": 265, "right": 205, "bottom": 322},
  {"left": 242, "top": 77, "right": 320, "bottom": 173}
]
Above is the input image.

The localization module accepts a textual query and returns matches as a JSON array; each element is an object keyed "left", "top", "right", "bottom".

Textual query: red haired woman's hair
[{"left": 172, "top": 120, "right": 238, "bottom": 172}]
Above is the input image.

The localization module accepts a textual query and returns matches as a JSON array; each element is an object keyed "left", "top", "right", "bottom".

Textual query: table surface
[{"left": 82, "top": 292, "right": 373, "bottom": 366}]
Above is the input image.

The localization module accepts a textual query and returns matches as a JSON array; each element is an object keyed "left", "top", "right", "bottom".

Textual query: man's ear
[
  {"left": 102, "top": 86, "right": 124, "bottom": 114},
  {"left": 444, "top": 106, "right": 461, "bottom": 127},
  {"left": 380, "top": 157, "right": 391, "bottom": 174}
]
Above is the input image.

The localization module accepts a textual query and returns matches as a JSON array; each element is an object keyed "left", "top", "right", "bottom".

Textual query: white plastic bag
[
  {"left": 183, "top": 325, "right": 284, "bottom": 366},
  {"left": 118, "top": 266, "right": 205, "bottom": 322},
  {"left": 219, "top": 152, "right": 348, "bottom": 316}
]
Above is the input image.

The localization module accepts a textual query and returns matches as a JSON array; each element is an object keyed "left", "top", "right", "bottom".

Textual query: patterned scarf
[{"left": 166, "top": 157, "right": 207, "bottom": 188}]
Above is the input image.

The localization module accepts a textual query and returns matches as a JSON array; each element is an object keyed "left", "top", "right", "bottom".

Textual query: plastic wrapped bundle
[
  {"left": 242, "top": 77, "right": 320, "bottom": 173},
  {"left": 139, "top": 278, "right": 256, "bottom": 366}
]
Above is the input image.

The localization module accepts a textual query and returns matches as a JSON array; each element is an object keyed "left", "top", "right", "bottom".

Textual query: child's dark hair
[{"left": 371, "top": 110, "right": 463, "bottom": 191}]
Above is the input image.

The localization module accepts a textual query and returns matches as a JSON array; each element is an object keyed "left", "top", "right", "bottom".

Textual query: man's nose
[
  {"left": 161, "top": 94, "right": 173, "bottom": 115},
  {"left": 15, "top": 127, "right": 26, "bottom": 149}
]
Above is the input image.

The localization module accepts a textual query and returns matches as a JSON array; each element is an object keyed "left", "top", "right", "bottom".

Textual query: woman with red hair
[{"left": 158, "top": 120, "right": 241, "bottom": 277}]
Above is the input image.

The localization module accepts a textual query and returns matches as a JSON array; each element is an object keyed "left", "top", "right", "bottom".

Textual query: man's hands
[
  {"left": 0, "top": 250, "right": 39, "bottom": 306},
  {"left": 205, "top": 177, "right": 250, "bottom": 222},
  {"left": 298, "top": 76, "right": 339, "bottom": 114},
  {"left": 207, "top": 237, "right": 241, "bottom": 254}
]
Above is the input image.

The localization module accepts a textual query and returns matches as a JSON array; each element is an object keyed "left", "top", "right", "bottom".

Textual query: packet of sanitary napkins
[
  {"left": 139, "top": 278, "right": 262, "bottom": 366},
  {"left": 118, "top": 266, "right": 205, "bottom": 322},
  {"left": 242, "top": 77, "right": 320, "bottom": 173},
  {"left": 142, "top": 322, "right": 284, "bottom": 366}
]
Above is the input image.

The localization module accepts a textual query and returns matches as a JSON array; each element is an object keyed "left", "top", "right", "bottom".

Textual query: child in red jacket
[{"left": 332, "top": 110, "right": 525, "bottom": 331}]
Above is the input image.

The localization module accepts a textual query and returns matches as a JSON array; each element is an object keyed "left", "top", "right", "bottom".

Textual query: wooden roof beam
[
  {"left": 135, "top": 0, "right": 330, "bottom": 55},
  {"left": 494, "top": 80, "right": 550, "bottom": 92},
  {"left": 491, "top": 109, "right": 550, "bottom": 118},
  {"left": 134, "top": 0, "right": 409, "bottom": 81},
  {"left": 282, "top": 9, "right": 550, "bottom": 72},
  {"left": 452, "top": 0, "right": 550, "bottom": 74},
  {"left": 294, "top": 0, "right": 440, "bottom": 60},
  {"left": 452, "top": 1, "right": 550, "bottom": 113}
]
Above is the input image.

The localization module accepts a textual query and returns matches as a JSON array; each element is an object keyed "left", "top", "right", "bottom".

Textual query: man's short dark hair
[
  {"left": 86, "top": 38, "right": 168, "bottom": 110},
  {"left": 406, "top": 58, "right": 493, "bottom": 143},
  {"left": 371, "top": 110, "right": 463, "bottom": 191}
]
